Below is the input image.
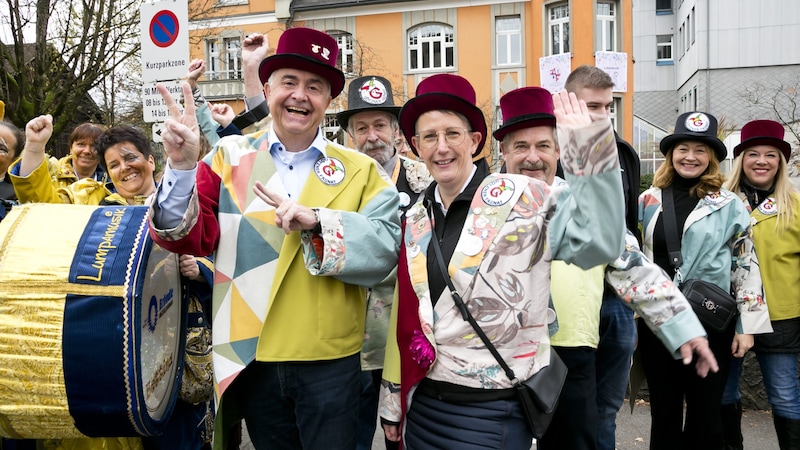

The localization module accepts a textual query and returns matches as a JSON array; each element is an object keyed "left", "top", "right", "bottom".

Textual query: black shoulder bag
[
  {"left": 427, "top": 203, "right": 567, "bottom": 439},
  {"left": 662, "top": 187, "right": 739, "bottom": 333}
]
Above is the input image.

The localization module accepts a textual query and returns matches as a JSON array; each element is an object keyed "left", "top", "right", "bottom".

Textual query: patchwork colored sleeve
[{"left": 730, "top": 214, "right": 772, "bottom": 335}]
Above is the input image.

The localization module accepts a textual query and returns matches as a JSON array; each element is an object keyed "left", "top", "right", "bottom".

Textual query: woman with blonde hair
[
  {"left": 721, "top": 120, "right": 800, "bottom": 450},
  {"left": 637, "top": 111, "right": 772, "bottom": 449}
]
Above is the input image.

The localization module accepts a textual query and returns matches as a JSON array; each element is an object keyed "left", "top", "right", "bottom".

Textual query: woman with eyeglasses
[
  {"left": 379, "top": 74, "right": 626, "bottom": 449},
  {"left": 0, "top": 121, "right": 24, "bottom": 218}
]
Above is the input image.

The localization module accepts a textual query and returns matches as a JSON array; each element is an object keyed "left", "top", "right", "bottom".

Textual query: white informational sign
[
  {"left": 152, "top": 122, "right": 165, "bottom": 143},
  {"left": 539, "top": 53, "right": 572, "bottom": 94},
  {"left": 140, "top": 1, "right": 189, "bottom": 83},
  {"left": 142, "top": 80, "right": 182, "bottom": 123},
  {"left": 595, "top": 51, "right": 628, "bottom": 92}
]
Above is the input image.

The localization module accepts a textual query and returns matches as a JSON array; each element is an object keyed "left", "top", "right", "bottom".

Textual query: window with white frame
[
  {"left": 610, "top": 97, "right": 620, "bottom": 131},
  {"left": 657, "top": 35, "right": 673, "bottom": 61},
  {"left": 496, "top": 16, "right": 521, "bottom": 66},
  {"left": 205, "top": 37, "right": 242, "bottom": 81},
  {"left": 596, "top": 1, "right": 617, "bottom": 52},
  {"left": 206, "top": 40, "right": 221, "bottom": 81},
  {"left": 324, "top": 114, "right": 345, "bottom": 145},
  {"left": 329, "top": 31, "right": 355, "bottom": 75},
  {"left": 223, "top": 37, "right": 242, "bottom": 80},
  {"left": 655, "top": 0, "right": 672, "bottom": 12},
  {"left": 408, "top": 23, "right": 454, "bottom": 71},
  {"left": 548, "top": 3, "right": 570, "bottom": 55}
]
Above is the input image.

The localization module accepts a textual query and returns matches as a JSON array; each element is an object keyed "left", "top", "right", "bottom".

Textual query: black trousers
[
  {"left": 537, "top": 346, "right": 598, "bottom": 450},
  {"left": 638, "top": 318, "right": 735, "bottom": 450}
]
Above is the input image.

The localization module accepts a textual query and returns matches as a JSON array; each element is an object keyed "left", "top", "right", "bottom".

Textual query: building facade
[
  {"left": 633, "top": 0, "right": 800, "bottom": 174},
  {"left": 190, "top": 0, "right": 634, "bottom": 169}
]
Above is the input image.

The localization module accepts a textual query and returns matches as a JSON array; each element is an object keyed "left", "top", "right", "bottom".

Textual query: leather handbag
[
  {"left": 662, "top": 187, "right": 739, "bottom": 333},
  {"left": 516, "top": 349, "right": 568, "bottom": 438},
  {"left": 680, "top": 278, "right": 738, "bottom": 333},
  {"left": 428, "top": 203, "right": 567, "bottom": 438}
]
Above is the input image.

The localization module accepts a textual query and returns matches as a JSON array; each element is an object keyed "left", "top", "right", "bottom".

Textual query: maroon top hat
[
  {"left": 659, "top": 111, "right": 728, "bottom": 161},
  {"left": 399, "top": 74, "right": 486, "bottom": 157},
  {"left": 336, "top": 76, "right": 401, "bottom": 131},
  {"left": 258, "top": 27, "right": 345, "bottom": 98},
  {"left": 733, "top": 119, "right": 791, "bottom": 160},
  {"left": 493, "top": 87, "right": 556, "bottom": 141}
]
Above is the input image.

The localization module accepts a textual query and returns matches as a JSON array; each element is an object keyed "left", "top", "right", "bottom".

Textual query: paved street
[{"left": 238, "top": 399, "right": 780, "bottom": 449}]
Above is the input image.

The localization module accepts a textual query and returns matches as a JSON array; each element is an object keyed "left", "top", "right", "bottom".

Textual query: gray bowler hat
[{"left": 336, "top": 76, "right": 401, "bottom": 131}]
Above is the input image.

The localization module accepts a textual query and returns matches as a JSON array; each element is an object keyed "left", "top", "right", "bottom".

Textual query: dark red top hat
[
  {"left": 493, "top": 87, "right": 556, "bottom": 141},
  {"left": 399, "top": 74, "right": 486, "bottom": 157},
  {"left": 336, "top": 76, "right": 401, "bottom": 131},
  {"left": 659, "top": 111, "right": 728, "bottom": 161},
  {"left": 258, "top": 27, "right": 345, "bottom": 98},
  {"left": 733, "top": 119, "right": 791, "bottom": 160}
]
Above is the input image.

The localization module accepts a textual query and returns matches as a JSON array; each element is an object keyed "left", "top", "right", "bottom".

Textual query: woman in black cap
[
  {"left": 637, "top": 112, "right": 771, "bottom": 449},
  {"left": 722, "top": 120, "right": 800, "bottom": 449}
]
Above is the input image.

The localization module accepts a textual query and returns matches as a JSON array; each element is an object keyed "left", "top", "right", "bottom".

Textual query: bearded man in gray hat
[{"left": 336, "top": 75, "right": 431, "bottom": 450}]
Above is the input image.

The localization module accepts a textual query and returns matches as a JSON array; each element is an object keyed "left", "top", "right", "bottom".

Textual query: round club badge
[
  {"left": 398, "top": 192, "right": 411, "bottom": 208},
  {"left": 458, "top": 235, "right": 484, "bottom": 257},
  {"left": 480, "top": 178, "right": 516, "bottom": 206},
  {"left": 359, "top": 78, "right": 389, "bottom": 105},
  {"left": 685, "top": 113, "right": 710, "bottom": 133},
  {"left": 314, "top": 157, "right": 346, "bottom": 185},
  {"left": 705, "top": 191, "right": 726, "bottom": 205},
  {"left": 758, "top": 198, "right": 777, "bottom": 215}
]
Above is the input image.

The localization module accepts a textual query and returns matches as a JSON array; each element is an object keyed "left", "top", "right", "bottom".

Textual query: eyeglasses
[{"left": 415, "top": 128, "right": 470, "bottom": 150}]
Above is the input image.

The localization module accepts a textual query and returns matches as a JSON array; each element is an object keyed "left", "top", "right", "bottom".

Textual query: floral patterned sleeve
[
  {"left": 379, "top": 380, "right": 402, "bottom": 424},
  {"left": 730, "top": 224, "right": 772, "bottom": 334}
]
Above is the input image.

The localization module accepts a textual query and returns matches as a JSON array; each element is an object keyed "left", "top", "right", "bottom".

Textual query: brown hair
[
  {"left": 565, "top": 65, "right": 615, "bottom": 93},
  {"left": 69, "top": 123, "right": 106, "bottom": 147},
  {"left": 653, "top": 146, "right": 725, "bottom": 198}
]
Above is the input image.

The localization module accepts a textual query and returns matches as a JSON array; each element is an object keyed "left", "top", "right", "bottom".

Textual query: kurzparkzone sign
[
  {"left": 140, "top": 1, "right": 188, "bottom": 125},
  {"left": 140, "top": 1, "right": 188, "bottom": 83}
]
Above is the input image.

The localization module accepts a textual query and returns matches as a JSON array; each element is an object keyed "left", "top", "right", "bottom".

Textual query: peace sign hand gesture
[{"left": 157, "top": 81, "right": 200, "bottom": 170}]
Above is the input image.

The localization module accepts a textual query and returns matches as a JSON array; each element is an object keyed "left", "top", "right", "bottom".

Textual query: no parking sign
[{"left": 140, "top": 1, "right": 189, "bottom": 83}]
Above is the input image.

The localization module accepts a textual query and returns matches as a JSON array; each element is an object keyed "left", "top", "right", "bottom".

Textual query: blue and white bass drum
[{"left": 0, "top": 203, "right": 184, "bottom": 439}]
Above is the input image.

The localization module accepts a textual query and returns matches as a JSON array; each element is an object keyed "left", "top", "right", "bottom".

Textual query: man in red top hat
[
  {"left": 497, "top": 85, "right": 718, "bottom": 450},
  {"left": 151, "top": 27, "right": 401, "bottom": 449}
]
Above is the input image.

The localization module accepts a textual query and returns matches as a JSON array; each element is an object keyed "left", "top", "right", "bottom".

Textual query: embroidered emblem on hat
[
  {"left": 481, "top": 178, "right": 516, "bottom": 206},
  {"left": 311, "top": 43, "right": 331, "bottom": 61},
  {"left": 360, "top": 78, "right": 389, "bottom": 105},
  {"left": 758, "top": 198, "right": 777, "bottom": 215},
  {"left": 314, "top": 157, "right": 346, "bottom": 185},
  {"left": 685, "top": 112, "right": 711, "bottom": 133}
]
